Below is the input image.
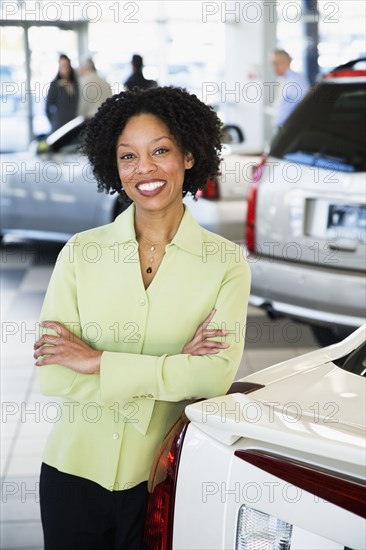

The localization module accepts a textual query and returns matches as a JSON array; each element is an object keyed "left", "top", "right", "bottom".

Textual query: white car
[
  {"left": 142, "top": 325, "right": 366, "bottom": 549},
  {"left": 245, "top": 60, "right": 366, "bottom": 346}
]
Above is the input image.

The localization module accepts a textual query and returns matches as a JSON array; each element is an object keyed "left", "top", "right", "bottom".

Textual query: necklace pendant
[{"left": 146, "top": 267, "right": 152, "bottom": 274}]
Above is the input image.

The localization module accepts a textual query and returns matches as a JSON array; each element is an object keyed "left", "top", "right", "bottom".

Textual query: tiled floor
[{"left": 0, "top": 240, "right": 319, "bottom": 549}]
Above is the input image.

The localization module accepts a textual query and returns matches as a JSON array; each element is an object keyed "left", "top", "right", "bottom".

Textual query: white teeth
[{"left": 137, "top": 181, "right": 165, "bottom": 191}]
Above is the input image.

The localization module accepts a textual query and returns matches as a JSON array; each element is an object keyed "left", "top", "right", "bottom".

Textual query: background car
[
  {"left": 245, "top": 58, "right": 366, "bottom": 345},
  {"left": 0, "top": 116, "right": 256, "bottom": 244},
  {"left": 0, "top": 116, "right": 125, "bottom": 242},
  {"left": 142, "top": 324, "right": 366, "bottom": 549}
]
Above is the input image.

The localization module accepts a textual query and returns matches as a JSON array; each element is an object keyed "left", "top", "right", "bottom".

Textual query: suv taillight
[
  {"left": 197, "top": 176, "right": 220, "bottom": 199},
  {"left": 236, "top": 504, "right": 292, "bottom": 549},
  {"left": 246, "top": 156, "right": 266, "bottom": 252},
  {"left": 142, "top": 415, "right": 189, "bottom": 550}
]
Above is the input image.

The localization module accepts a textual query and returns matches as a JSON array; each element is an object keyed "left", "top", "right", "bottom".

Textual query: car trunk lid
[
  {"left": 255, "top": 161, "right": 365, "bottom": 271},
  {"left": 254, "top": 80, "right": 366, "bottom": 272},
  {"left": 185, "top": 362, "right": 365, "bottom": 468}
]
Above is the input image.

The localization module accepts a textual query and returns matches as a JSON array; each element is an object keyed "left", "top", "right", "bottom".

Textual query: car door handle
[{"left": 328, "top": 240, "right": 357, "bottom": 252}]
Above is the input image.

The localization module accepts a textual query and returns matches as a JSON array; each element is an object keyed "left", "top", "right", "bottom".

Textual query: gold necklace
[{"left": 138, "top": 235, "right": 169, "bottom": 274}]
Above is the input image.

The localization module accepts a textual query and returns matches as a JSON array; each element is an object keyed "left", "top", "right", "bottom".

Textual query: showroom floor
[{"left": 0, "top": 241, "right": 319, "bottom": 550}]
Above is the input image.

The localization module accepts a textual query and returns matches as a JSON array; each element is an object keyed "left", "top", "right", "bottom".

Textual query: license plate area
[{"left": 305, "top": 200, "right": 366, "bottom": 244}]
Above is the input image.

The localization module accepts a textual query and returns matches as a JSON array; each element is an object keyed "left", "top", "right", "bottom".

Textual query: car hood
[{"left": 185, "top": 325, "right": 366, "bottom": 467}]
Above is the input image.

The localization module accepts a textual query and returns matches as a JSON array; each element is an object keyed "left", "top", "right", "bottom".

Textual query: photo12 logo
[
  {"left": 201, "top": 2, "right": 339, "bottom": 24},
  {"left": 200, "top": 399, "right": 340, "bottom": 424},
  {"left": 1, "top": 1, "right": 140, "bottom": 23}
]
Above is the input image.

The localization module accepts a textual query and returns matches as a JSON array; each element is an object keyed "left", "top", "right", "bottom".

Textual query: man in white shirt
[
  {"left": 271, "top": 49, "right": 310, "bottom": 129},
  {"left": 78, "top": 58, "right": 113, "bottom": 119}
]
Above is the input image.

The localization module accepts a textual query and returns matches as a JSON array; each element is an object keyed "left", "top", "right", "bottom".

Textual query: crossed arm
[
  {"left": 35, "top": 235, "right": 250, "bottom": 406},
  {"left": 34, "top": 308, "right": 229, "bottom": 374}
]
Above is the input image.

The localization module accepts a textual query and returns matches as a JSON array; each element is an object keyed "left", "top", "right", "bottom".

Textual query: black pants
[{"left": 40, "top": 463, "right": 148, "bottom": 550}]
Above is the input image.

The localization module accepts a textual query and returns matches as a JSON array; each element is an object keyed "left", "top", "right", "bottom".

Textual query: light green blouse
[{"left": 37, "top": 204, "right": 251, "bottom": 490}]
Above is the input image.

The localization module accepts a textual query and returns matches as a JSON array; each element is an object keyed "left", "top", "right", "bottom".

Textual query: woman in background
[{"left": 46, "top": 54, "right": 79, "bottom": 132}]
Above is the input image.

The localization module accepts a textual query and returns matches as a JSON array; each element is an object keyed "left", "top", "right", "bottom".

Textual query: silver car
[
  {"left": 0, "top": 116, "right": 253, "bottom": 243},
  {"left": 0, "top": 116, "right": 124, "bottom": 242},
  {"left": 245, "top": 60, "right": 366, "bottom": 344}
]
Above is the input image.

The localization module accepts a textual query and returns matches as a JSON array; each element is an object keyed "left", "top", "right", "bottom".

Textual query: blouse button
[
  {"left": 113, "top": 433, "right": 119, "bottom": 440},
  {"left": 139, "top": 299, "right": 146, "bottom": 306}
]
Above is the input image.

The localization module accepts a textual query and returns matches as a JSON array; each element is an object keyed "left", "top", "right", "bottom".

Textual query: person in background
[
  {"left": 34, "top": 86, "right": 250, "bottom": 549},
  {"left": 124, "top": 54, "right": 158, "bottom": 91},
  {"left": 77, "top": 58, "right": 113, "bottom": 119},
  {"left": 46, "top": 54, "right": 79, "bottom": 132},
  {"left": 271, "top": 49, "right": 310, "bottom": 129}
]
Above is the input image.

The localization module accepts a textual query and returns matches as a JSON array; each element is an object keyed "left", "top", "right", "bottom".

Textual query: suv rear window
[{"left": 270, "top": 82, "right": 366, "bottom": 172}]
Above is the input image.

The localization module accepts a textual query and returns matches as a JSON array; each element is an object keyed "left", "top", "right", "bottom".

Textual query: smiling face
[{"left": 116, "top": 113, "right": 194, "bottom": 215}]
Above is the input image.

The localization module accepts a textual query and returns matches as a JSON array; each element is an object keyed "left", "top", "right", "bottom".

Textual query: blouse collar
[{"left": 113, "top": 202, "right": 205, "bottom": 257}]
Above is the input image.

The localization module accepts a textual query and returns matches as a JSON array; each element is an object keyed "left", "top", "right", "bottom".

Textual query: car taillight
[
  {"left": 142, "top": 415, "right": 189, "bottom": 550},
  {"left": 197, "top": 176, "right": 220, "bottom": 199},
  {"left": 246, "top": 182, "right": 257, "bottom": 252},
  {"left": 246, "top": 156, "right": 266, "bottom": 252},
  {"left": 236, "top": 505, "right": 292, "bottom": 550},
  {"left": 325, "top": 69, "right": 366, "bottom": 77}
]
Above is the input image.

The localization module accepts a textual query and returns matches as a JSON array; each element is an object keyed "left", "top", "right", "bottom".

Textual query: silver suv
[{"left": 246, "top": 59, "right": 366, "bottom": 345}]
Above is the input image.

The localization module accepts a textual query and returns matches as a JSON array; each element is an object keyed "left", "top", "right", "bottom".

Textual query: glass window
[
  {"left": 0, "top": 26, "right": 28, "bottom": 152},
  {"left": 318, "top": 0, "right": 366, "bottom": 73},
  {"left": 0, "top": 24, "right": 80, "bottom": 152},
  {"left": 334, "top": 341, "right": 366, "bottom": 377},
  {"left": 28, "top": 26, "right": 79, "bottom": 137},
  {"left": 270, "top": 83, "right": 366, "bottom": 172}
]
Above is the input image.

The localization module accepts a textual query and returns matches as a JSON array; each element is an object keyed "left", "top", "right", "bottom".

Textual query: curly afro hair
[{"left": 82, "top": 86, "right": 223, "bottom": 202}]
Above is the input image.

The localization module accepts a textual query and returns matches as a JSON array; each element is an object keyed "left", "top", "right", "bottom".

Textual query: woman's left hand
[{"left": 34, "top": 321, "right": 102, "bottom": 374}]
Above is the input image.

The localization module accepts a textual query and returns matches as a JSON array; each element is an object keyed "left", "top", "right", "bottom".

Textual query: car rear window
[
  {"left": 333, "top": 340, "right": 366, "bottom": 376},
  {"left": 270, "top": 82, "right": 366, "bottom": 172}
]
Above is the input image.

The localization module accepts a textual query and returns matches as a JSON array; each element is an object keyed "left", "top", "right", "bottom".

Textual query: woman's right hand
[{"left": 182, "top": 309, "right": 229, "bottom": 356}]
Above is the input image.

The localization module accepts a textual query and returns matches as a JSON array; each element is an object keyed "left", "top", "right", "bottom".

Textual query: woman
[
  {"left": 46, "top": 54, "right": 79, "bottom": 132},
  {"left": 34, "top": 86, "right": 251, "bottom": 549}
]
